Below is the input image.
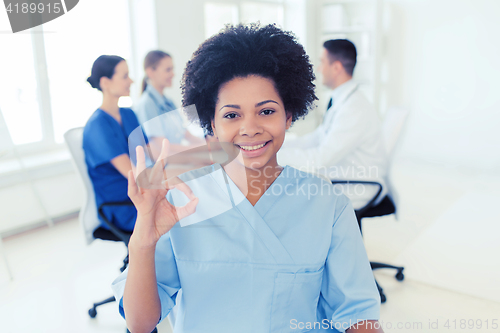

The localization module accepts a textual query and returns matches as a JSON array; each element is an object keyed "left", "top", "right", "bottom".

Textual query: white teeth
[{"left": 239, "top": 143, "right": 266, "bottom": 151}]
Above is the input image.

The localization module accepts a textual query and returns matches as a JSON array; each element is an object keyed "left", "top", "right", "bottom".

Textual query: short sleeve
[
  {"left": 111, "top": 231, "right": 181, "bottom": 322},
  {"left": 83, "top": 115, "right": 128, "bottom": 168},
  {"left": 318, "top": 194, "right": 380, "bottom": 332}
]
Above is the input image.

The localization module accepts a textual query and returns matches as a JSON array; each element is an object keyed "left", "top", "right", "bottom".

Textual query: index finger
[
  {"left": 164, "top": 177, "right": 198, "bottom": 221},
  {"left": 135, "top": 145, "right": 147, "bottom": 179},
  {"left": 169, "top": 179, "right": 197, "bottom": 201}
]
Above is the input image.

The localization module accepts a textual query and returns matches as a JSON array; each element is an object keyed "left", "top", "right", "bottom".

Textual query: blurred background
[{"left": 0, "top": 0, "right": 499, "bottom": 332}]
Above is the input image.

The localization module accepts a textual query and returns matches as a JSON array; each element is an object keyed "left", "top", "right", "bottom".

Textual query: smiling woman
[
  {"left": 112, "top": 24, "right": 384, "bottom": 333},
  {"left": 213, "top": 76, "right": 291, "bottom": 173}
]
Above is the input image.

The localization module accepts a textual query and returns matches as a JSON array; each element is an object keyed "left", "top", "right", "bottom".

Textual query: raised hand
[{"left": 128, "top": 139, "right": 198, "bottom": 249}]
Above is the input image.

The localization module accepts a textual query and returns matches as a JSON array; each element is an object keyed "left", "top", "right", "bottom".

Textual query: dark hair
[
  {"left": 142, "top": 50, "right": 171, "bottom": 93},
  {"left": 323, "top": 39, "right": 357, "bottom": 76},
  {"left": 181, "top": 23, "right": 317, "bottom": 136},
  {"left": 87, "top": 55, "right": 125, "bottom": 91}
]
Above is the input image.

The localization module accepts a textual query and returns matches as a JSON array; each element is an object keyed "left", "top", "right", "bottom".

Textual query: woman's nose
[{"left": 239, "top": 116, "right": 263, "bottom": 136}]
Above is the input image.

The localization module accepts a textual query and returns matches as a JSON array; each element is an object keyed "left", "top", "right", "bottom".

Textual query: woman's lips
[{"left": 236, "top": 140, "right": 271, "bottom": 157}]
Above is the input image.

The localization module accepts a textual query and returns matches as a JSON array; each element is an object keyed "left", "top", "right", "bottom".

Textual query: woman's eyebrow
[
  {"left": 255, "top": 100, "right": 279, "bottom": 107},
  {"left": 219, "top": 104, "right": 240, "bottom": 111},
  {"left": 219, "top": 100, "right": 279, "bottom": 112}
]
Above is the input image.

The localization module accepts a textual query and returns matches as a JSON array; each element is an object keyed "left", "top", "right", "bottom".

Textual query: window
[
  {"left": 204, "top": 3, "right": 239, "bottom": 39},
  {"left": 0, "top": 0, "right": 133, "bottom": 148},
  {"left": 0, "top": 24, "right": 43, "bottom": 145},
  {"left": 240, "top": 2, "right": 284, "bottom": 27},
  {"left": 204, "top": 1, "right": 284, "bottom": 40}
]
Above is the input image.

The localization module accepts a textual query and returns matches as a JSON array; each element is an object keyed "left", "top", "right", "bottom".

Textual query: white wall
[
  {"left": 154, "top": 0, "right": 206, "bottom": 107},
  {"left": 384, "top": 0, "right": 500, "bottom": 171},
  {"left": 0, "top": 171, "right": 83, "bottom": 235},
  {"left": 128, "top": 0, "right": 159, "bottom": 102}
]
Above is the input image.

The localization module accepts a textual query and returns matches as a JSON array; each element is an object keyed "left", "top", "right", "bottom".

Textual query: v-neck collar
[
  {"left": 99, "top": 107, "right": 123, "bottom": 127},
  {"left": 210, "top": 163, "right": 291, "bottom": 218}
]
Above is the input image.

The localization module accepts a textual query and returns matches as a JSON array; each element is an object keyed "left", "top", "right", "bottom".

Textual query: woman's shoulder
[
  {"left": 118, "top": 107, "right": 136, "bottom": 118},
  {"left": 83, "top": 109, "right": 106, "bottom": 131}
]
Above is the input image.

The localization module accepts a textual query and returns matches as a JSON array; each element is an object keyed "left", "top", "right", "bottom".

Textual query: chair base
[
  {"left": 88, "top": 254, "right": 129, "bottom": 318},
  {"left": 370, "top": 261, "right": 404, "bottom": 303},
  {"left": 88, "top": 296, "right": 115, "bottom": 318}
]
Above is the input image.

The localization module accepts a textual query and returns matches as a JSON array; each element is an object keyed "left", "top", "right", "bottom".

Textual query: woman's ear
[
  {"left": 285, "top": 112, "right": 293, "bottom": 130},
  {"left": 100, "top": 76, "right": 109, "bottom": 91},
  {"left": 145, "top": 67, "right": 154, "bottom": 80}
]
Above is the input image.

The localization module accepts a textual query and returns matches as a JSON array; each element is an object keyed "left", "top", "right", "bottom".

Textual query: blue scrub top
[
  {"left": 83, "top": 108, "right": 145, "bottom": 232},
  {"left": 134, "top": 84, "right": 186, "bottom": 144},
  {"left": 112, "top": 164, "right": 380, "bottom": 332}
]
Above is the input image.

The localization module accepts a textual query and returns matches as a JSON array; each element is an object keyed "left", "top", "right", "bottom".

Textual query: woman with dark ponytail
[
  {"left": 134, "top": 50, "right": 205, "bottom": 154},
  {"left": 83, "top": 55, "right": 143, "bottom": 232}
]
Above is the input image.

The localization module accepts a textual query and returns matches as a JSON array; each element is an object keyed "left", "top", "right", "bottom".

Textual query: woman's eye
[
  {"left": 261, "top": 109, "right": 275, "bottom": 115},
  {"left": 223, "top": 113, "right": 238, "bottom": 119}
]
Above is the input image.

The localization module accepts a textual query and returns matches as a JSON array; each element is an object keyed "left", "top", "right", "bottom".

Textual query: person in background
[
  {"left": 134, "top": 50, "right": 206, "bottom": 157},
  {"left": 278, "top": 39, "right": 388, "bottom": 209},
  {"left": 83, "top": 55, "right": 142, "bottom": 232}
]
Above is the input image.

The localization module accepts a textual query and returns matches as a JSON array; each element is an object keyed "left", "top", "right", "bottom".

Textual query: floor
[{"left": 0, "top": 158, "right": 499, "bottom": 333}]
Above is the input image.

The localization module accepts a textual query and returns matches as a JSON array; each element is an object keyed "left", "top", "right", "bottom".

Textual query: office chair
[
  {"left": 331, "top": 107, "right": 409, "bottom": 303},
  {"left": 65, "top": 128, "right": 160, "bottom": 333}
]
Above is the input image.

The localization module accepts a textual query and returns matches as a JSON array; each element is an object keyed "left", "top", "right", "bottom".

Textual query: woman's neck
[
  {"left": 223, "top": 158, "right": 283, "bottom": 206},
  {"left": 100, "top": 93, "right": 121, "bottom": 120},
  {"left": 150, "top": 82, "right": 165, "bottom": 96}
]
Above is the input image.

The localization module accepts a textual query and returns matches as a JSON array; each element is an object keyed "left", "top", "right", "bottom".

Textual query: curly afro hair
[{"left": 181, "top": 23, "right": 317, "bottom": 136}]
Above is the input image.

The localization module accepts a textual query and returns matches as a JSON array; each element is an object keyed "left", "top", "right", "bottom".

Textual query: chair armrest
[
  {"left": 330, "top": 180, "right": 383, "bottom": 215},
  {"left": 98, "top": 201, "right": 135, "bottom": 245}
]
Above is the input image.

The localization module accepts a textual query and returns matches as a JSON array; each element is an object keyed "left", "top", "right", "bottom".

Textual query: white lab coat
[{"left": 278, "top": 80, "right": 388, "bottom": 209}]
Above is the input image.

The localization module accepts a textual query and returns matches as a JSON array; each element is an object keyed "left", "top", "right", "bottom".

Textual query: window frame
[{"left": 4, "top": 3, "right": 136, "bottom": 156}]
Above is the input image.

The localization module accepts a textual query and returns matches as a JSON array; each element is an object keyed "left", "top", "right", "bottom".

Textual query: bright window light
[
  {"left": 0, "top": 32, "right": 43, "bottom": 145},
  {"left": 42, "top": 0, "right": 132, "bottom": 143},
  {"left": 204, "top": 3, "right": 239, "bottom": 39},
  {"left": 241, "top": 2, "right": 284, "bottom": 27}
]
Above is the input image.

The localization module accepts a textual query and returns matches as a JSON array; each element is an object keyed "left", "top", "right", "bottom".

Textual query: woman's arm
[
  {"left": 110, "top": 154, "right": 133, "bottom": 178},
  {"left": 123, "top": 236, "right": 161, "bottom": 333},
  {"left": 122, "top": 142, "right": 198, "bottom": 332}
]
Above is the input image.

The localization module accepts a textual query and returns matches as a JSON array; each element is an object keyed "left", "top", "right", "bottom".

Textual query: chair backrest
[
  {"left": 64, "top": 127, "right": 100, "bottom": 245},
  {"left": 381, "top": 107, "right": 409, "bottom": 220}
]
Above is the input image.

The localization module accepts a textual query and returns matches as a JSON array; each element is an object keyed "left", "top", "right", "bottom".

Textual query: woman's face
[
  {"left": 101, "top": 60, "right": 133, "bottom": 97},
  {"left": 212, "top": 75, "right": 292, "bottom": 171},
  {"left": 149, "top": 56, "right": 174, "bottom": 89}
]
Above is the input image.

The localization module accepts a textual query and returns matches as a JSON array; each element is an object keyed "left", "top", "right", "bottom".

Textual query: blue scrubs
[
  {"left": 112, "top": 164, "right": 380, "bottom": 332},
  {"left": 134, "top": 84, "right": 186, "bottom": 143},
  {"left": 83, "top": 108, "right": 144, "bottom": 232}
]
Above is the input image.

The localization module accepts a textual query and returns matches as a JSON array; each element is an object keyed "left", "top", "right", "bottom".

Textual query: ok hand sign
[{"left": 128, "top": 139, "right": 198, "bottom": 249}]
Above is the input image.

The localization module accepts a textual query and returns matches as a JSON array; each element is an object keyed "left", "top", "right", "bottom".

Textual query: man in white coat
[{"left": 278, "top": 39, "right": 388, "bottom": 210}]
